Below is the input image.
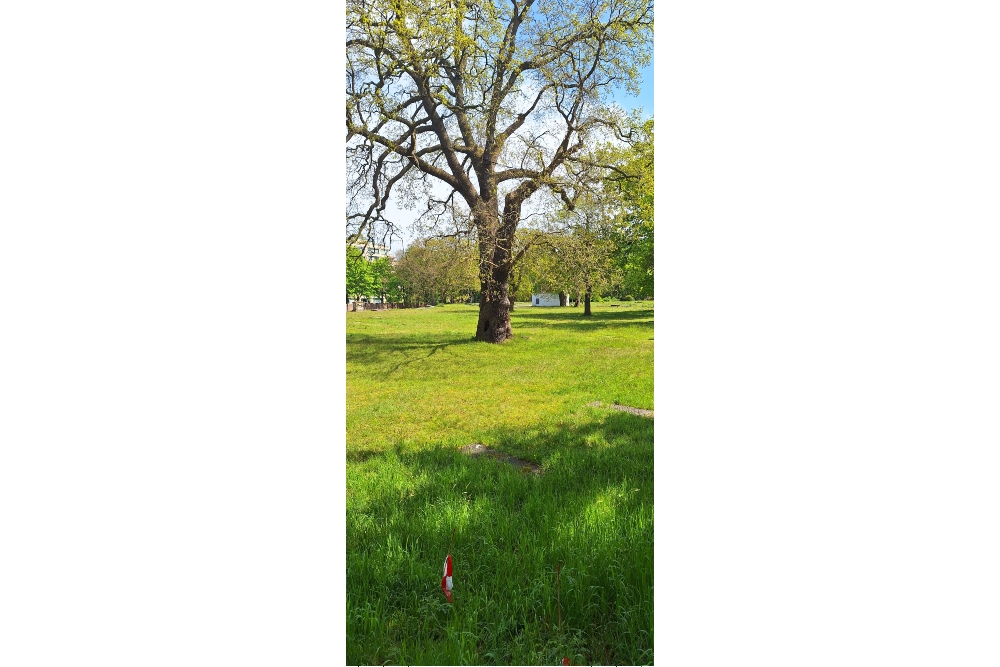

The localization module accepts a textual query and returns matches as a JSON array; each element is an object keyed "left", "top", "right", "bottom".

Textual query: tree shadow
[
  {"left": 517, "top": 307, "right": 652, "bottom": 321},
  {"left": 346, "top": 332, "right": 478, "bottom": 375},
  {"left": 346, "top": 411, "right": 654, "bottom": 665},
  {"left": 512, "top": 308, "right": 654, "bottom": 333}
]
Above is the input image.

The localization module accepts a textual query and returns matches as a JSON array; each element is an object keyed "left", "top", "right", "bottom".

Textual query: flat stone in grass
[
  {"left": 586, "top": 400, "right": 654, "bottom": 418},
  {"left": 460, "top": 443, "right": 542, "bottom": 475}
]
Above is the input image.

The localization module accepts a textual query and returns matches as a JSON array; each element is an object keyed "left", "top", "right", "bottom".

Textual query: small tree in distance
[{"left": 559, "top": 197, "right": 619, "bottom": 315}]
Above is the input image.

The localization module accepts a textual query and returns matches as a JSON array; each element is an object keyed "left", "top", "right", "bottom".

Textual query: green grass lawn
[{"left": 347, "top": 301, "right": 654, "bottom": 665}]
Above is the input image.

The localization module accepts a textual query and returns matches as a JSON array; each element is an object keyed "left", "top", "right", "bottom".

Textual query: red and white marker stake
[
  {"left": 441, "top": 553, "right": 453, "bottom": 603},
  {"left": 441, "top": 528, "right": 455, "bottom": 602}
]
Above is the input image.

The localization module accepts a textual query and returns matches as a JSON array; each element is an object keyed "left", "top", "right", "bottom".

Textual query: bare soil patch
[
  {"left": 460, "top": 443, "right": 543, "bottom": 475},
  {"left": 586, "top": 401, "right": 654, "bottom": 418}
]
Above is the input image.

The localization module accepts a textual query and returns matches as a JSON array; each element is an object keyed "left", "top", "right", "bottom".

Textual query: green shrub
[{"left": 624, "top": 295, "right": 635, "bottom": 301}]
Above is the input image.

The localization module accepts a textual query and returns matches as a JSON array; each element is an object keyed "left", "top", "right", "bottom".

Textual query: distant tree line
[
  {"left": 393, "top": 237, "right": 478, "bottom": 306},
  {"left": 346, "top": 237, "right": 478, "bottom": 308}
]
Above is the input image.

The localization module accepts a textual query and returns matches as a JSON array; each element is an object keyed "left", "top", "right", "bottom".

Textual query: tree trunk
[
  {"left": 476, "top": 272, "right": 512, "bottom": 342},
  {"left": 559, "top": 291, "right": 567, "bottom": 306},
  {"left": 508, "top": 294, "right": 516, "bottom": 311},
  {"left": 573, "top": 290, "right": 580, "bottom": 307},
  {"left": 584, "top": 285, "right": 592, "bottom": 316},
  {"left": 472, "top": 198, "right": 518, "bottom": 342},
  {"left": 474, "top": 230, "right": 513, "bottom": 342}
]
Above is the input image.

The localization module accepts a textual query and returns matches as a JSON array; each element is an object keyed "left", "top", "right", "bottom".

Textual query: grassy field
[{"left": 346, "top": 301, "right": 654, "bottom": 665}]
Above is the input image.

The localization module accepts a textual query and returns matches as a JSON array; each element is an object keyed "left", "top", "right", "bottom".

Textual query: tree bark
[
  {"left": 584, "top": 285, "right": 592, "bottom": 316},
  {"left": 559, "top": 291, "right": 567, "bottom": 307},
  {"left": 473, "top": 201, "right": 517, "bottom": 342},
  {"left": 476, "top": 272, "right": 512, "bottom": 342}
]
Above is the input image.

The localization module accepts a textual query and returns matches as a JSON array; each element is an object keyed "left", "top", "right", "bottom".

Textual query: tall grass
[{"left": 347, "top": 302, "right": 654, "bottom": 665}]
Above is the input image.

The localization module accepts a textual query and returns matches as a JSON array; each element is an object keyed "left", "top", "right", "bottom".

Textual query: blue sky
[{"left": 609, "top": 62, "right": 654, "bottom": 118}]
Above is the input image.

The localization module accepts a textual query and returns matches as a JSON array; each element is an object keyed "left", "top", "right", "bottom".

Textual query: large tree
[{"left": 347, "top": 0, "right": 653, "bottom": 342}]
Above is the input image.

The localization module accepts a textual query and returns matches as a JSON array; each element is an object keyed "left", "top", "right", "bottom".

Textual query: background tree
[
  {"left": 605, "top": 117, "right": 653, "bottom": 298},
  {"left": 394, "top": 243, "right": 435, "bottom": 306},
  {"left": 386, "top": 267, "right": 406, "bottom": 304},
  {"left": 515, "top": 231, "right": 566, "bottom": 299},
  {"left": 347, "top": 0, "right": 653, "bottom": 342},
  {"left": 433, "top": 237, "right": 479, "bottom": 303},
  {"left": 558, "top": 196, "right": 620, "bottom": 315},
  {"left": 394, "top": 237, "right": 478, "bottom": 306},
  {"left": 506, "top": 229, "right": 553, "bottom": 309},
  {"left": 369, "top": 256, "right": 397, "bottom": 304},
  {"left": 346, "top": 245, "right": 375, "bottom": 310}
]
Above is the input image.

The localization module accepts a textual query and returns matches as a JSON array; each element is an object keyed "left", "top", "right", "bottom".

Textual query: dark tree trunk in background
[
  {"left": 508, "top": 294, "right": 516, "bottom": 311},
  {"left": 573, "top": 290, "right": 580, "bottom": 307},
  {"left": 558, "top": 291, "right": 567, "bottom": 306},
  {"left": 584, "top": 285, "right": 592, "bottom": 316}
]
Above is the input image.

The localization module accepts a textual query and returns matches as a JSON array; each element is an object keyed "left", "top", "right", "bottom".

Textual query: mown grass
[{"left": 347, "top": 302, "right": 654, "bottom": 665}]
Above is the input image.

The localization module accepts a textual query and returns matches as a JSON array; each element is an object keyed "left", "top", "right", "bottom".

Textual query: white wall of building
[{"left": 531, "top": 293, "right": 561, "bottom": 306}]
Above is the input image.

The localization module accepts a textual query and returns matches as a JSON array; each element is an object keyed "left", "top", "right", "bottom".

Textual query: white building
[
  {"left": 349, "top": 240, "right": 391, "bottom": 262},
  {"left": 531, "top": 292, "right": 562, "bottom": 306}
]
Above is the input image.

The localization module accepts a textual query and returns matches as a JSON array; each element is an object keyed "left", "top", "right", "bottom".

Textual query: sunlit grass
[{"left": 347, "top": 302, "right": 654, "bottom": 665}]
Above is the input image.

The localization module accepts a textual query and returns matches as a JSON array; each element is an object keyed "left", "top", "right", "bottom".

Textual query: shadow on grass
[
  {"left": 346, "top": 332, "right": 479, "bottom": 374},
  {"left": 512, "top": 308, "right": 653, "bottom": 333},
  {"left": 517, "top": 307, "right": 653, "bottom": 322},
  {"left": 346, "top": 411, "right": 654, "bottom": 665}
]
